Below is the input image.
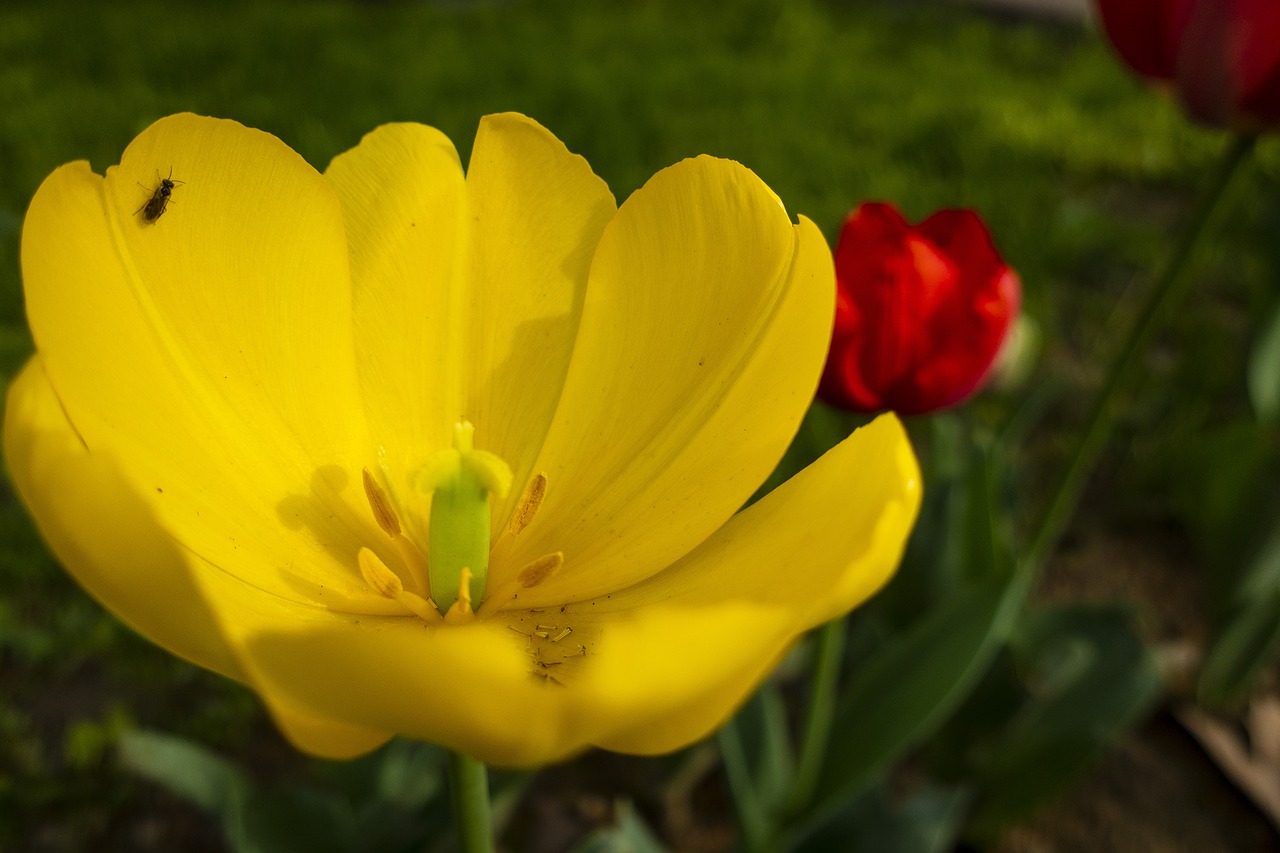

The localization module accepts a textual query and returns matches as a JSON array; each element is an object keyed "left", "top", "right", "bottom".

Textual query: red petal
[
  {"left": 1096, "top": 0, "right": 1190, "bottom": 81},
  {"left": 1228, "top": 0, "right": 1280, "bottom": 125},
  {"left": 820, "top": 203, "right": 1019, "bottom": 416},
  {"left": 916, "top": 209, "right": 1005, "bottom": 286}
]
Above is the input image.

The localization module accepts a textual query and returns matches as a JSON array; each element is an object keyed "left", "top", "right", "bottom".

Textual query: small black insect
[{"left": 136, "top": 168, "right": 184, "bottom": 223}]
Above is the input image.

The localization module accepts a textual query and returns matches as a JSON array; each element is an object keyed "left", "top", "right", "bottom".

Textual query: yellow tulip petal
[
  {"left": 577, "top": 601, "right": 795, "bottom": 755},
  {"left": 533, "top": 414, "right": 920, "bottom": 754},
  {"left": 183, "top": 557, "right": 600, "bottom": 766},
  {"left": 325, "top": 122, "right": 468, "bottom": 535},
  {"left": 266, "top": 700, "right": 393, "bottom": 760},
  {"left": 502, "top": 180, "right": 835, "bottom": 605},
  {"left": 326, "top": 115, "right": 614, "bottom": 543},
  {"left": 462, "top": 114, "right": 617, "bottom": 525},
  {"left": 21, "top": 115, "right": 383, "bottom": 609},
  {"left": 3, "top": 358, "right": 244, "bottom": 681},
  {"left": 589, "top": 413, "right": 919, "bottom": 619}
]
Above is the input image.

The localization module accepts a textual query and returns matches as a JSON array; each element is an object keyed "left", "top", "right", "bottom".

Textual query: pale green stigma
[{"left": 417, "top": 421, "right": 512, "bottom": 612}]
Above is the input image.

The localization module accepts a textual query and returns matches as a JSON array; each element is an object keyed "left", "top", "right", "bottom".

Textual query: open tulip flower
[
  {"left": 818, "top": 202, "right": 1020, "bottom": 417},
  {"left": 5, "top": 114, "right": 920, "bottom": 766},
  {"left": 1095, "top": 0, "right": 1280, "bottom": 131}
]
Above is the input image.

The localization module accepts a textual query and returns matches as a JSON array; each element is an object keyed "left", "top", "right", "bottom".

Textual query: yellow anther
[
  {"left": 518, "top": 552, "right": 564, "bottom": 588},
  {"left": 358, "top": 548, "right": 442, "bottom": 625},
  {"left": 550, "top": 627, "right": 573, "bottom": 643},
  {"left": 362, "top": 468, "right": 431, "bottom": 597},
  {"left": 362, "top": 469, "right": 401, "bottom": 537},
  {"left": 508, "top": 473, "right": 548, "bottom": 535},
  {"left": 474, "top": 551, "right": 566, "bottom": 619},
  {"left": 359, "top": 547, "right": 403, "bottom": 598}
]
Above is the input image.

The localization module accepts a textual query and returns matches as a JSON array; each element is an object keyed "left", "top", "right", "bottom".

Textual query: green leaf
[
  {"left": 794, "top": 440, "right": 1025, "bottom": 839},
  {"left": 717, "top": 717, "right": 771, "bottom": 852},
  {"left": 118, "top": 729, "right": 354, "bottom": 853},
  {"left": 873, "top": 433, "right": 1011, "bottom": 628},
  {"left": 733, "top": 682, "right": 796, "bottom": 817},
  {"left": 799, "top": 569, "right": 1027, "bottom": 837},
  {"left": 957, "top": 442, "right": 1013, "bottom": 586},
  {"left": 797, "top": 784, "right": 970, "bottom": 853},
  {"left": 1199, "top": 586, "right": 1280, "bottom": 707},
  {"left": 1249, "top": 298, "right": 1280, "bottom": 424},
  {"left": 1171, "top": 420, "right": 1280, "bottom": 615},
  {"left": 374, "top": 740, "right": 443, "bottom": 810},
  {"left": 237, "top": 788, "right": 353, "bottom": 853},
  {"left": 117, "top": 728, "right": 249, "bottom": 818},
  {"left": 963, "top": 604, "right": 1161, "bottom": 836},
  {"left": 1172, "top": 419, "right": 1280, "bottom": 706}
]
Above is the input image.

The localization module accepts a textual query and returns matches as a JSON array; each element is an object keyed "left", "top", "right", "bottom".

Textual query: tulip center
[
  {"left": 359, "top": 421, "right": 565, "bottom": 627},
  {"left": 416, "top": 421, "right": 512, "bottom": 619}
]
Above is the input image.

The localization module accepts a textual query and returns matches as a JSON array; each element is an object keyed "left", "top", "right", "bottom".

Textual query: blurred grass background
[{"left": 2, "top": 0, "right": 1278, "bottom": 849}]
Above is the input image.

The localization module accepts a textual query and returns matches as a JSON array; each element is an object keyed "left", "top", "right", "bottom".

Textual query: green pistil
[{"left": 418, "top": 422, "right": 512, "bottom": 613}]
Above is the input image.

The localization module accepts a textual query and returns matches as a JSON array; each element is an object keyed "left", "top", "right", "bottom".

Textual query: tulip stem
[
  {"left": 717, "top": 718, "right": 773, "bottom": 852},
  {"left": 447, "top": 751, "right": 495, "bottom": 853},
  {"left": 785, "top": 618, "right": 845, "bottom": 817},
  {"left": 1024, "top": 131, "right": 1257, "bottom": 570}
]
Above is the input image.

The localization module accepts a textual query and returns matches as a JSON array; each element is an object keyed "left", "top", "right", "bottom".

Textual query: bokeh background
[{"left": 3, "top": 1, "right": 1280, "bottom": 851}]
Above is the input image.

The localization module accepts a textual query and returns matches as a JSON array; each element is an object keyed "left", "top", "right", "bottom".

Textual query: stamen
[
  {"left": 358, "top": 548, "right": 443, "bottom": 625},
  {"left": 550, "top": 627, "right": 572, "bottom": 643},
  {"left": 362, "top": 469, "right": 401, "bottom": 537},
  {"left": 358, "top": 547, "right": 402, "bottom": 598},
  {"left": 474, "top": 551, "right": 565, "bottom": 619},
  {"left": 517, "top": 552, "right": 564, "bottom": 587},
  {"left": 392, "top": 537, "right": 431, "bottom": 598},
  {"left": 508, "top": 473, "right": 548, "bottom": 535},
  {"left": 363, "top": 468, "right": 431, "bottom": 597}
]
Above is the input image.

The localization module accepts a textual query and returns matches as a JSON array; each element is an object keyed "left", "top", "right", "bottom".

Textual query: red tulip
[
  {"left": 1095, "top": 0, "right": 1280, "bottom": 130},
  {"left": 818, "top": 203, "right": 1020, "bottom": 416}
]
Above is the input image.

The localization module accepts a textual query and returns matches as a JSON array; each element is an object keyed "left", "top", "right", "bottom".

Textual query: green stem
[
  {"left": 1023, "top": 132, "right": 1257, "bottom": 570},
  {"left": 785, "top": 619, "right": 845, "bottom": 817},
  {"left": 716, "top": 718, "right": 773, "bottom": 853},
  {"left": 447, "top": 751, "right": 494, "bottom": 853}
]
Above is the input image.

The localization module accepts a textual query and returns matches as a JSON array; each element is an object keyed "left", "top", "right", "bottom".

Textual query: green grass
[{"left": 1, "top": 0, "right": 1278, "bottom": 848}]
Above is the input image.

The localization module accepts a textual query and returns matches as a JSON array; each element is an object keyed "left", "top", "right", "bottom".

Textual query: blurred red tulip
[
  {"left": 1095, "top": 0, "right": 1280, "bottom": 130},
  {"left": 818, "top": 203, "right": 1020, "bottom": 416}
]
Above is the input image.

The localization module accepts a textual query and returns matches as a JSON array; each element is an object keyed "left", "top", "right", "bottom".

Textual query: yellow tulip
[{"left": 4, "top": 113, "right": 921, "bottom": 766}]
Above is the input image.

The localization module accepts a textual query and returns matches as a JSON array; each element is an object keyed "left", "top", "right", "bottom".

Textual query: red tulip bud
[
  {"left": 1095, "top": 0, "right": 1280, "bottom": 131},
  {"left": 818, "top": 202, "right": 1020, "bottom": 416}
]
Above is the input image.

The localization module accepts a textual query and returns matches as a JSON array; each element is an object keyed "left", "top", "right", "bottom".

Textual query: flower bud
[
  {"left": 1095, "top": 0, "right": 1280, "bottom": 131},
  {"left": 818, "top": 202, "right": 1020, "bottom": 416}
]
